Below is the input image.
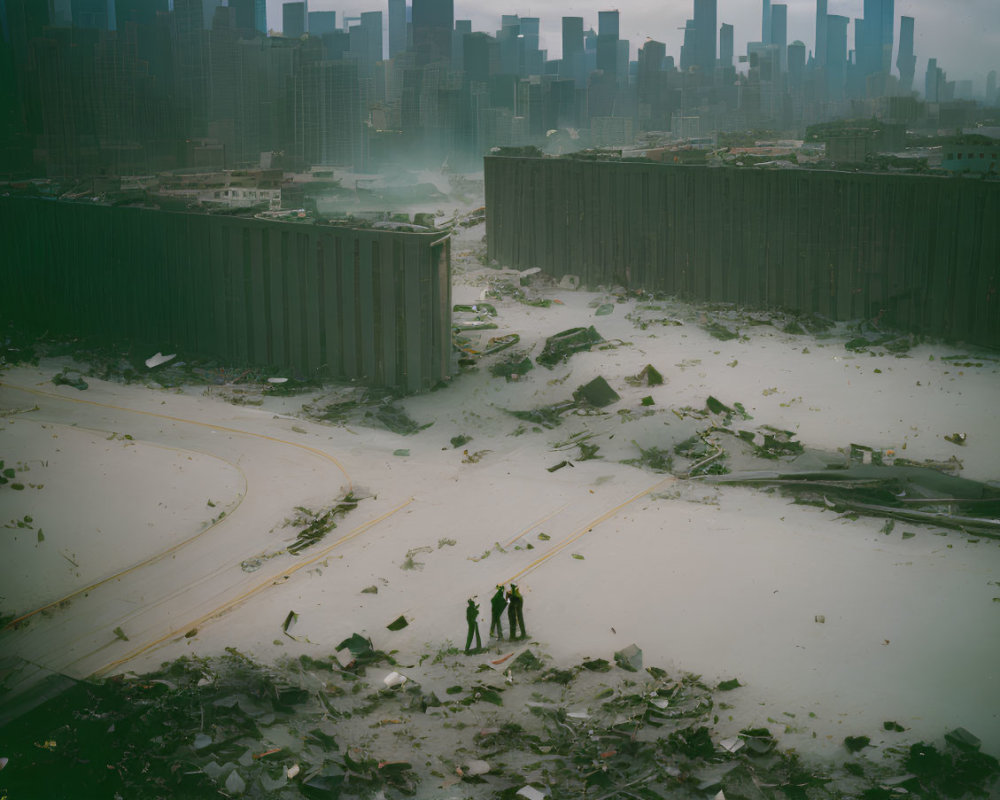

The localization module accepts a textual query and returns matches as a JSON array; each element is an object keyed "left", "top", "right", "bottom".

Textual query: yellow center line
[
  {"left": 504, "top": 503, "right": 569, "bottom": 547},
  {"left": 93, "top": 496, "right": 414, "bottom": 677},
  {"left": 0, "top": 380, "right": 353, "bottom": 490},
  {"left": 3, "top": 419, "right": 249, "bottom": 630},
  {"left": 502, "top": 477, "right": 674, "bottom": 585},
  {"left": 1, "top": 379, "right": 355, "bottom": 631}
]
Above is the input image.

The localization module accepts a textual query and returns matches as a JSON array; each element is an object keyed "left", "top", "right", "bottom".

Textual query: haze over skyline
[{"left": 269, "top": 0, "right": 999, "bottom": 96}]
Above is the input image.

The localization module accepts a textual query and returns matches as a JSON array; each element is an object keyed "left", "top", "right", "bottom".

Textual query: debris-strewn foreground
[{"left": 3, "top": 640, "right": 998, "bottom": 800}]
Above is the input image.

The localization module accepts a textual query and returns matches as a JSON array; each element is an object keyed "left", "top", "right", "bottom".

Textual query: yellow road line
[
  {"left": 504, "top": 503, "right": 569, "bottom": 547},
  {"left": 0, "top": 378, "right": 353, "bottom": 631},
  {"left": 502, "top": 477, "right": 674, "bottom": 585},
  {"left": 92, "top": 497, "right": 414, "bottom": 677},
  {"left": 0, "top": 380, "right": 353, "bottom": 489},
  {"left": 3, "top": 421, "right": 249, "bottom": 630}
]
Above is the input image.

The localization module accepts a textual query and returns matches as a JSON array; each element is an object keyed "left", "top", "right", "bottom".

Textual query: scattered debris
[
  {"left": 144, "top": 352, "right": 176, "bottom": 369},
  {"left": 536, "top": 326, "right": 603, "bottom": 368},
  {"left": 52, "top": 371, "right": 88, "bottom": 390},
  {"left": 613, "top": 643, "right": 643, "bottom": 672},
  {"left": 287, "top": 493, "right": 360, "bottom": 555},
  {"left": 510, "top": 400, "right": 577, "bottom": 429},
  {"left": 386, "top": 615, "right": 408, "bottom": 632},
  {"left": 625, "top": 364, "right": 665, "bottom": 387},
  {"left": 1, "top": 643, "right": 995, "bottom": 799},
  {"left": 490, "top": 352, "right": 534, "bottom": 380},
  {"left": 572, "top": 375, "right": 620, "bottom": 408},
  {"left": 703, "top": 321, "right": 738, "bottom": 341},
  {"left": 383, "top": 671, "right": 407, "bottom": 688},
  {"left": 945, "top": 432, "right": 968, "bottom": 446},
  {"left": 622, "top": 441, "right": 673, "bottom": 473}
]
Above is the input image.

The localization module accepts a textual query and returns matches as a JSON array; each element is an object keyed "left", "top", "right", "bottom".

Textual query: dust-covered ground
[{"left": 1, "top": 172, "right": 999, "bottom": 798}]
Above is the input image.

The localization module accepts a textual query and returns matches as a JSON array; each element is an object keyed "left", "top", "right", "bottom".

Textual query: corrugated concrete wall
[
  {"left": 485, "top": 157, "right": 1000, "bottom": 347},
  {"left": 0, "top": 199, "right": 452, "bottom": 392}
]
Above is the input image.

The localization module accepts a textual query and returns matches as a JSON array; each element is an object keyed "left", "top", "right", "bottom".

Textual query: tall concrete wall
[
  {"left": 485, "top": 157, "right": 1000, "bottom": 347},
  {"left": 0, "top": 199, "right": 452, "bottom": 392}
]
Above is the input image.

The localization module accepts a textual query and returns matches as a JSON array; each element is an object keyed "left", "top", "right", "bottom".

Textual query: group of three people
[{"left": 465, "top": 583, "right": 526, "bottom": 653}]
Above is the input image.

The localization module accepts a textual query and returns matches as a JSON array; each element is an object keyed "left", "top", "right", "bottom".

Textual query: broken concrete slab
[
  {"left": 537, "top": 326, "right": 603, "bottom": 368},
  {"left": 613, "top": 644, "right": 642, "bottom": 672},
  {"left": 945, "top": 727, "right": 982, "bottom": 752},
  {"left": 572, "top": 375, "right": 620, "bottom": 408}
]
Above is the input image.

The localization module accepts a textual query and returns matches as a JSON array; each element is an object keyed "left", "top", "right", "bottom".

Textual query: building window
[{"left": 957, "top": 153, "right": 962, "bottom": 159}]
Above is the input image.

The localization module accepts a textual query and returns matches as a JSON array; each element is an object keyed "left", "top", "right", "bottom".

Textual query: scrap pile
[{"left": 1, "top": 642, "right": 996, "bottom": 799}]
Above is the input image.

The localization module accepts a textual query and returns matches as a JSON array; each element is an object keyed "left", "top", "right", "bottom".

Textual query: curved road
[{"left": 0, "top": 376, "right": 408, "bottom": 702}]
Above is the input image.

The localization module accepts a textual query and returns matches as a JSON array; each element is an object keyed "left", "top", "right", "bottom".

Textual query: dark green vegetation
[
  {"left": 1, "top": 645, "right": 996, "bottom": 799},
  {"left": 485, "top": 158, "right": 1000, "bottom": 347}
]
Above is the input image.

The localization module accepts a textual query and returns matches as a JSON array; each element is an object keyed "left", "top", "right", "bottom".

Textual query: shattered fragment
[
  {"left": 572, "top": 375, "right": 620, "bottom": 408},
  {"left": 613, "top": 644, "right": 643, "bottom": 672},
  {"left": 536, "top": 326, "right": 603, "bottom": 368},
  {"left": 625, "top": 364, "right": 665, "bottom": 387}
]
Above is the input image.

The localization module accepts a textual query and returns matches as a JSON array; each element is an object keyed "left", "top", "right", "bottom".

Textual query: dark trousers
[
  {"left": 490, "top": 611, "right": 504, "bottom": 638},
  {"left": 465, "top": 622, "right": 481, "bottom": 652}
]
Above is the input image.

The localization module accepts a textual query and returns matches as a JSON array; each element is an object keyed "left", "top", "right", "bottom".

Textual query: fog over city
[{"left": 286, "top": 0, "right": 1000, "bottom": 92}]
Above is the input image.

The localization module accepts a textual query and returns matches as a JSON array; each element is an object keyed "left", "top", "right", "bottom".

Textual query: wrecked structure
[
  {"left": 484, "top": 156, "right": 1000, "bottom": 348},
  {"left": 0, "top": 198, "right": 451, "bottom": 392}
]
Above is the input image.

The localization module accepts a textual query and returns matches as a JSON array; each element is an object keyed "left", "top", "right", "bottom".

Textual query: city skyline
[{"left": 272, "top": 0, "right": 998, "bottom": 94}]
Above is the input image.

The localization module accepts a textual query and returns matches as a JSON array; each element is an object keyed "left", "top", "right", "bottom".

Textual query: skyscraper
[
  {"left": 72, "top": 0, "right": 109, "bottom": 29},
  {"left": 596, "top": 9, "right": 618, "bottom": 77},
  {"left": 283, "top": 2, "right": 305, "bottom": 38},
  {"left": 561, "top": 15, "right": 584, "bottom": 83},
  {"left": 388, "top": 0, "right": 406, "bottom": 58},
  {"left": 115, "top": 0, "right": 167, "bottom": 32},
  {"left": 770, "top": 3, "right": 786, "bottom": 72},
  {"left": 719, "top": 22, "right": 733, "bottom": 68},
  {"left": 858, "top": 0, "right": 893, "bottom": 77},
  {"left": 815, "top": 0, "right": 827, "bottom": 66},
  {"left": 787, "top": 40, "right": 805, "bottom": 89},
  {"left": 308, "top": 10, "right": 335, "bottom": 35},
  {"left": 693, "top": 0, "right": 716, "bottom": 74},
  {"left": 826, "top": 14, "right": 848, "bottom": 99},
  {"left": 925, "top": 57, "right": 939, "bottom": 102},
  {"left": 202, "top": 0, "right": 223, "bottom": 29},
  {"left": 896, "top": 15, "right": 915, "bottom": 94},
  {"left": 412, "top": 0, "right": 453, "bottom": 63},
  {"left": 762, "top": 0, "right": 771, "bottom": 45}
]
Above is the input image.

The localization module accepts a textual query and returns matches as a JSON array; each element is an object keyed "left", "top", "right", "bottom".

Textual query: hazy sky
[{"left": 269, "top": 0, "right": 999, "bottom": 92}]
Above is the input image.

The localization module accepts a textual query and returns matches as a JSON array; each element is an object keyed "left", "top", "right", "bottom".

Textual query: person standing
[
  {"left": 465, "top": 597, "right": 482, "bottom": 653},
  {"left": 490, "top": 584, "right": 507, "bottom": 639},
  {"left": 507, "top": 584, "right": 526, "bottom": 639}
]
